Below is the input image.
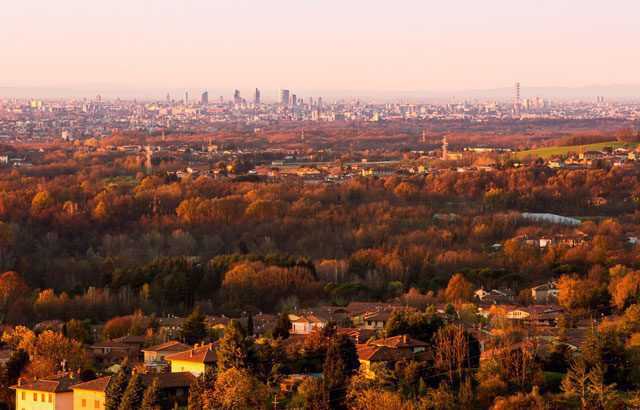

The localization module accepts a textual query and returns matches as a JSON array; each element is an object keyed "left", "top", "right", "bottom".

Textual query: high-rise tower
[
  {"left": 279, "top": 89, "right": 290, "bottom": 106},
  {"left": 201, "top": 90, "right": 209, "bottom": 105},
  {"left": 514, "top": 82, "right": 521, "bottom": 115},
  {"left": 254, "top": 88, "right": 261, "bottom": 105}
]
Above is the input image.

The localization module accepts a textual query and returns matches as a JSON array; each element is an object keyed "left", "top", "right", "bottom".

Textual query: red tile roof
[
  {"left": 356, "top": 344, "right": 412, "bottom": 362},
  {"left": 72, "top": 376, "right": 111, "bottom": 392},
  {"left": 11, "top": 374, "right": 80, "bottom": 393},
  {"left": 165, "top": 343, "right": 216, "bottom": 364},
  {"left": 142, "top": 340, "right": 191, "bottom": 353},
  {"left": 370, "top": 335, "right": 428, "bottom": 349}
]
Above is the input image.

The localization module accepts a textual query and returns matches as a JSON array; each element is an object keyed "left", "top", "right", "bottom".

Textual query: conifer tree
[
  {"left": 118, "top": 372, "right": 144, "bottom": 410},
  {"left": 181, "top": 307, "right": 207, "bottom": 345},
  {"left": 216, "top": 320, "right": 249, "bottom": 371},
  {"left": 140, "top": 377, "right": 160, "bottom": 410},
  {"left": 105, "top": 368, "right": 130, "bottom": 410},
  {"left": 272, "top": 312, "right": 291, "bottom": 339}
]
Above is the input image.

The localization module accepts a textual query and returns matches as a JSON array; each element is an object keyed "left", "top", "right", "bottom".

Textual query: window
[
  {"left": 49, "top": 394, "right": 52, "bottom": 403},
  {"left": 33, "top": 393, "right": 37, "bottom": 401},
  {"left": 21, "top": 392, "right": 25, "bottom": 400},
  {"left": 82, "top": 398, "right": 87, "bottom": 407},
  {"left": 95, "top": 399, "right": 100, "bottom": 408},
  {"left": 41, "top": 393, "right": 45, "bottom": 402}
]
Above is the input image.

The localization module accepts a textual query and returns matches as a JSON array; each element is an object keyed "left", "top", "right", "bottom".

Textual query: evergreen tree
[
  {"left": 216, "top": 320, "right": 249, "bottom": 371},
  {"left": 335, "top": 334, "right": 359, "bottom": 373},
  {"left": 246, "top": 313, "right": 254, "bottom": 336},
  {"left": 105, "top": 368, "right": 130, "bottom": 410},
  {"left": 181, "top": 307, "right": 207, "bottom": 345},
  {"left": 323, "top": 337, "right": 347, "bottom": 409},
  {"left": 5, "top": 349, "right": 28, "bottom": 382},
  {"left": 140, "top": 377, "right": 160, "bottom": 410},
  {"left": 118, "top": 372, "right": 144, "bottom": 410},
  {"left": 272, "top": 312, "right": 291, "bottom": 339}
]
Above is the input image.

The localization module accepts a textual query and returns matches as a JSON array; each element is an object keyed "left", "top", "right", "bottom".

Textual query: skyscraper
[
  {"left": 254, "top": 88, "right": 261, "bottom": 105},
  {"left": 233, "top": 89, "right": 242, "bottom": 104},
  {"left": 279, "top": 89, "right": 290, "bottom": 106},
  {"left": 184, "top": 91, "right": 189, "bottom": 105},
  {"left": 514, "top": 82, "right": 521, "bottom": 115},
  {"left": 291, "top": 94, "right": 297, "bottom": 107},
  {"left": 201, "top": 90, "right": 209, "bottom": 105}
]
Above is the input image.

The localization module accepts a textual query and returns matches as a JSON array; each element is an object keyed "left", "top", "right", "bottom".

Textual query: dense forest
[{"left": 1, "top": 146, "right": 639, "bottom": 321}]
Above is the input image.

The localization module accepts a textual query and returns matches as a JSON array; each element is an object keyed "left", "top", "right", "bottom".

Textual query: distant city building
[
  {"left": 233, "top": 89, "right": 242, "bottom": 105},
  {"left": 514, "top": 82, "right": 521, "bottom": 115},
  {"left": 291, "top": 94, "right": 298, "bottom": 107},
  {"left": 280, "top": 89, "right": 290, "bottom": 106},
  {"left": 201, "top": 90, "right": 209, "bottom": 105},
  {"left": 254, "top": 88, "right": 261, "bottom": 105},
  {"left": 184, "top": 91, "right": 189, "bottom": 105}
]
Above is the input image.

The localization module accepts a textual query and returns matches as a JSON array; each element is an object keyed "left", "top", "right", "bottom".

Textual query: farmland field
[{"left": 513, "top": 140, "right": 636, "bottom": 160}]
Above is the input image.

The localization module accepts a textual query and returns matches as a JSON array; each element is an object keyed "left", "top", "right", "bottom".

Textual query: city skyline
[{"left": 3, "top": 0, "right": 640, "bottom": 96}]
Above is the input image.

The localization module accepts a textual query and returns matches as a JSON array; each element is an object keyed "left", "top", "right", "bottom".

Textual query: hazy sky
[{"left": 2, "top": 0, "right": 640, "bottom": 95}]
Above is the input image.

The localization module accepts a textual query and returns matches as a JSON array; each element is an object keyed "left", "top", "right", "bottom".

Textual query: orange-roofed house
[
  {"left": 356, "top": 334, "right": 430, "bottom": 379},
  {"left": 356, "top": 344, "right": 412, "bottom": 379},
  {"left": 165, "top": 344, "right": 216, "bottom": 376},
  {"left": 71, "top": 376, "right": 111, "bottom": 410},
  {"left": 369, "top": 335, "right": 429, "bottom": 354},
  {"left": 12, "top": 374, "right": 80, "bottom": 410},
  {"left": 289, "top": 314, "right": 327, "bottom": 335},
  {"left": 142, "top": 341, "right": 192, "bottom": 364}
]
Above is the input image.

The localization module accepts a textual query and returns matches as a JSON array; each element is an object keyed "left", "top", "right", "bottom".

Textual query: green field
[{"left": 514, "top": 140, "right": 636, "bottom": 160}]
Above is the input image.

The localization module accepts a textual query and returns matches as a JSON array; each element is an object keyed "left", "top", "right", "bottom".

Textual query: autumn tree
[
  {"left": 433, "top": 324, "right": 479, "bottom": 387},
  {"left": 188, "top": 369, "right": 215, "bottom": 410},
  {"left": 444, "top": 273, "right": 473, "bottom": 304},
  {"left": 608, "top": 268, "right": 640, "bottom": 310},
  {"left": 557, "top": 274, "right": 605, "bottom": 312},
  {"left": 203, "top": 367, "right": 268, "bottom": 409},
  {"left": 0, "top": 271, "right": 29, "bottom": 311}
]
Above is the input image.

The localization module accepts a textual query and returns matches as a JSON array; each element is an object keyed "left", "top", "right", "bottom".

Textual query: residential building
[
  {"left": 531, "top": 281, "right": 559, "bottom": 304},
  {"left": 71, "top": 376, "right": 110, "bottom": 410},
  {"left": 12, "top": 374, "right": 79, "bottom": 410},
  {"left": 165, "top": 343, "right": 216, "bottom": 376},
  {"left": 142, "top": 340, "right": 191, "bottom": 364},
  {"left": 289, "top": 314, "right": 327, "bottom": 335}
]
